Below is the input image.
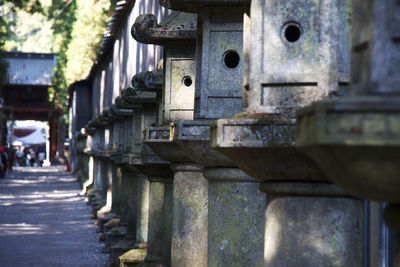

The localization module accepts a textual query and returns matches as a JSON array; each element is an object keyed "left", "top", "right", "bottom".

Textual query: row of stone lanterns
[{"left": 72, "top": 0, "right": 398, "bottom": 266}]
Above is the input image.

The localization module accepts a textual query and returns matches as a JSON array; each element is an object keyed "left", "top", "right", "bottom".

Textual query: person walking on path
[
  {"left": 0, "top": 147, "right": 8, "bottom": 178},
  {"left": 29, "top": 148, "right": 36, "bottom": 166},
  {"left": 0, "top": 148, "right": 4, "bottom": 179}
]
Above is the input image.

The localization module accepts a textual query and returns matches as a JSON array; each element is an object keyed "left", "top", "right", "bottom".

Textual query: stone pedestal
[
  {"left": 262, "top": 182, "right": 363, "bottom": 266},
  {"left": 120, "top": 169, "right": 139, "bottom": 241},
  {"left": 145, "top": 176, "right": 173, "bottom": 266},
  {"left": 203, "top": 167, "right": 265, "bottom": 267},
  {"left": 143, "top": 127, "right": 192, "bottom": 267},
  {"left": 170, "top": 163, "right": 208, "bottom": 267},
  {"left": 135, "top": 173, "right": 150, "bottom": 246}
]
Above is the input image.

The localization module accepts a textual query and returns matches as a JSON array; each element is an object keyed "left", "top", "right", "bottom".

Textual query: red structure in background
[
  {"left": 13, "top": 128, "right": 35, "bottom": 138},
  {"left": 2, "top": 52, "right": 60, "bottom": 160}
]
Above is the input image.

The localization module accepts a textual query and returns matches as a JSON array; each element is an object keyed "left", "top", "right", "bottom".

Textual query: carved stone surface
[
  {"left": 132, "top": 11, "right": 197, "bottom": 124},
  {"left": 168, "top": 3, "right": 244, "bottom": 166},
  {"left": 131, "top": 12, "right": 196, "bottom": 45},
  {"left": 171, "top": 120, "right": 234, "bottom": 167},
  {"left": 297, "top": 96, "right": 400, "bottom": 203},
  {"left": 163, "top": 44, "right": 195, "bottom": 122},
  {"left": 119, "top": 102, "right": 172, "bottom": 178},
  {"left": 159, "top": 0, "right": 243, "bottom": 13},
  {"left": 131, "top": 70, "right": 163, "bottom": 96},
  {"left": 134, "top": 173, "right": 150, "bottom": 245},
  {"left": 211, "top": 116, "right": 327, "bottom": 181},
  {"left": 195, "top": 6, "right": 243, "bottom": 119},
  {"left": 164, "top": 4, "right": 269, "bottom": 266},
  {"left": 246, "top": 0, "right": 351, "bottom": 116},
  {"left": 143, "top": 126, "right": 192, "bottom": 163}
]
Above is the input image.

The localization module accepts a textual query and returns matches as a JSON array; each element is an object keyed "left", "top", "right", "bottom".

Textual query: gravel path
[{"left": 0, "top": 166, "right": 107, "bottom": 267}]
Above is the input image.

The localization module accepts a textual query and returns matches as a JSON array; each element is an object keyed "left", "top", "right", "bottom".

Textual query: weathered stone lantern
[
  {"left": 75, "top": 131, "right": 90, "bottom": 187},
  {"left": 131, "top": 11, "right": 206, "bottom": 266},
  {"left": 82, "top": 124, "right": 95, "bottom": 193},
  {"left": 158, "top": 2, "right": 268, "bottom": 266},
  {"left": 118, "top": 72, "right": 175, "bottom": 266},
  {"left": 296, "top": 0, "right": 400, "bottom": 263},
  {"left": 97, "top": 110, "right": 117, "bottom": 218},
  {"left": 95, "top": 107, "right": 133, "bottom": 257},
  {"left": 85, "top": 117, "right": 110, "bottom": 217},
  {"left": 137, "top": 11, "right": 197, "bottom": 174},
  {"left": 210, "top": 0, "right": 363, "bottom": 265}
]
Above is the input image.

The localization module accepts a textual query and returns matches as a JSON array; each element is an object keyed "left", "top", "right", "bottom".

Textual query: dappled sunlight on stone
[
  {"left": 81, "top": 156, "right": 94, "bottom": 195},
  {"left": 264, "top": 209, "right": 280, "bottom": 264}
]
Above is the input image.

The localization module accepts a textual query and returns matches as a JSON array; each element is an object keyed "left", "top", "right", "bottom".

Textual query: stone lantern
[
  {"left": 75, "top": 132, "right": 89, "bottom": 185},
  {"left": 210, "top": 0, "right": 362, "bottom": 265},
  {"left": 296, "top": 0, "right": 400, "bottom": 264},
  {"left": 95, "top": 106, "right": 133, "bottom": 257},
  {"left": 117, "top": 73, "right": 174, "bottom": 266},
  {"left": 85, "top": 117, "right": 110, "bottom": 218},
  {"left": 131, "top": 11, "right": 208, "bottom": 267},
  {"left": 82, "top": 124, "right": 95, "bottom": 193},
  {"left": 158, "top": 1, "right": 268, "bottom": 266},
  {"left": 98, "top": 110, "right": 117, "bottom": 218}
]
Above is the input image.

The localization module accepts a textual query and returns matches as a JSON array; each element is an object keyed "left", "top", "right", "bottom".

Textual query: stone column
[
  {"left": 145, "top": 176, "right": 173, "bottom": 266},
  {"left": 171, "top": 163, "right": 208, "bottom": 267},
  {"left": 116, "top": 169, "right": 135, "bottom": 240},
  {"left": 203, "top": 167, "right": 265, "bottom": 267},
  {"left": 134, "top": 173, "right": 150, "bottom": 246}
]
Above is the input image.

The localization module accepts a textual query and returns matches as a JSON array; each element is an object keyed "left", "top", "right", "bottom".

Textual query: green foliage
[
  {"left": 0, "top": 0, "right": 44, "bottom": 14},
  {"left": 48, "top": 0, "right": 78, "bottom": 112},
  {"left": 5, "top": 9, "right": 54, "bottom": 53},
  {"left": 65, "top": 0, "right": 111, "bottom": 84},
  {"left": 0, "top": 9, "right": 10, "bottom": 95},
  {"left": 49, "top": 0, "right": 115, "bottom": 115}
]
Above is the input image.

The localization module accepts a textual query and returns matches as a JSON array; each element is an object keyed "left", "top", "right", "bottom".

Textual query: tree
[{"left": 0, "top": 8, "right": 10, "bottom": 95}]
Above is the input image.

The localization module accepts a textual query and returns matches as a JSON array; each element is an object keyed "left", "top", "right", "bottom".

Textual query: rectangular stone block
[
  {"left": 247, "top": 0, "right": 351, "bottom": 116},
  {"left": 196, "top": 6, "right": 243, "bottom": 119},
  {"left": 163, "top": 44, "right": 196, "bottom": 122}
]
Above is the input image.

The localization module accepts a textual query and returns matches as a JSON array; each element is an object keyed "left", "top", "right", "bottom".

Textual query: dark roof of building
[{"left": 6, "top": 52, "right": 57, "bottom": 86}]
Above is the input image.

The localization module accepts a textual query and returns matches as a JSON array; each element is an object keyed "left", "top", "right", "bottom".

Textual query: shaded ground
[{"left": 0, "top": 166, "right": 107, "bottom": 267}]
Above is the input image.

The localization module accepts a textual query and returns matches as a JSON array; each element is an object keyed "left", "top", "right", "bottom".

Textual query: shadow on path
[{"left": 0, "top": 166, "right": 106, "bottom": 267}]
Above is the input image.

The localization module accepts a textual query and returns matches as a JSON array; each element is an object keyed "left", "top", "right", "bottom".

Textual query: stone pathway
[{"left": 0, "top": 166, "right": 107, "bottom": 267}]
